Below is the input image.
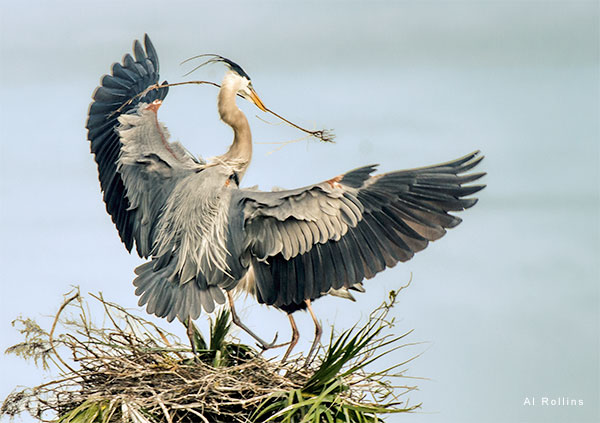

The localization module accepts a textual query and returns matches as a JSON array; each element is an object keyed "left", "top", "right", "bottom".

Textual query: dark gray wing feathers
[
  {"left": 86, "top": 34, "right": 168, "bottom": 254},
  {"left": 88, "top": 35, "right": 225, "bottom": 323},
  {"left": 88, "top": 36, "right": 485, "bottom": 320},
  {"left": 244, "top": 151, "right": 485, "bottom": 308}
]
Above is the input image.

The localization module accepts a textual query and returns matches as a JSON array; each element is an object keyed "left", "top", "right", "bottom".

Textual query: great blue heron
[{"left": 86, "top": 35, "right": 485, "bottom": 363}]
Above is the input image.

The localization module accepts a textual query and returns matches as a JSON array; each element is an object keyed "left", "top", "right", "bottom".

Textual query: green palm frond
[
  {"left": 56, "top": 399, "right": 116, "bottom": 423},
  {"left": 252, "top": 289, "right": 419, "bottom": 422},
  {"left": 2, "top": 287, "right": 420, "bottom": 423},
  {"left": 182, "top": 307, "right": 254, "bottom": 367},
  {"left": 210, "top": 307, "right": 231, "bottom": 351}
]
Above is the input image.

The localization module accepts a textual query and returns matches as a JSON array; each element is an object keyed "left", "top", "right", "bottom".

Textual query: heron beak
[{"left": 249, "top": 88, "right": 267, "bottom": 112}]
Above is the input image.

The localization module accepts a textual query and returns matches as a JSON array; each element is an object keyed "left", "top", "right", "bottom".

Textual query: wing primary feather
[
  {"left": 342, "top": 228, "right": 370, "bottom": 280},
  {"left": 316, "top": 243, "right": 335, "bottom": 296},
  {"left": 250, "top": 261, "right": 266, "bottom": 304},
  {"left": 329, "top": 240, "right": 348, "bottom": 289},
  {"left": 291, "top": 257, "right": 305, "bottom": 305},
  {"left": 299, "top": 251, "right": 314, "bottom": 303},
  {"left": 354, "top": 221, "right": 386, "bottom": 276},
  {"left": 273, "top": 256, "right": 287, "bottom": 306},
  {"left": 340, "top": 165, "right": 378, "bottom": 188},
  {"left": 310, "top": 243, "right": 325, "bottom": 298},
  {"left": 285, "top": 258, "right": 297, "bottom": 306},
  {"left": 362, "top": 215, "right": 398, "bottom": 267},
  {"left": 87, "top": 35, "right": 178, "bottom": 257},
  {"left": 239, "top": 151, "right": 484, "bottom": 307},
  {"left": 336, "top": 236, "right": 358, "bottom": 286},
  {"left": 366, "top": 213, "right": 413, "bottom": 264},
  {"left": 133, "top": 39, "right": 146, "bottom": 62}
]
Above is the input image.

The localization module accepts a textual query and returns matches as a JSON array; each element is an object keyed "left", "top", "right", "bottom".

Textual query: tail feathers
[{"left": 133, "top": 259, "right": 226, "bottom": 322}]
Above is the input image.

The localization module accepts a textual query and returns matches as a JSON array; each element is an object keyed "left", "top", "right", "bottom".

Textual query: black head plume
[{"left": 181, "top": 54, "right": 250, "bottom": 79}]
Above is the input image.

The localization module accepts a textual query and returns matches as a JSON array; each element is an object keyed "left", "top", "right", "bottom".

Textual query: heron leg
[
  {"left": 303, "top": 299, "right": 322, "bottom": 367},
  {"left": 227, "top": 291, "right": 282, "bottom": 351},
  {"left": 186, "top": 316, "right": 197, "bottom": 356},
  {"left": 281, "top": 313, "right": 300, "bottom": 363}
]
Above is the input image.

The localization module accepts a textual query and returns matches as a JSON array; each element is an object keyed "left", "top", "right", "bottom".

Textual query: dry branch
[{"left": 2, "top": 287, "right": 420, "bottom": 422}]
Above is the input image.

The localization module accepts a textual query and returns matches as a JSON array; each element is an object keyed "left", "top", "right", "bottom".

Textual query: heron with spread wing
[{"left": 86, "top": 35, "right": 485, "bottom": 363}]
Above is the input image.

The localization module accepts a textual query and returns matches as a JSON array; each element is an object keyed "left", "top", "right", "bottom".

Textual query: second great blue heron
[{"left": 86, "top": 35, "right": 485, "bottom": 363}]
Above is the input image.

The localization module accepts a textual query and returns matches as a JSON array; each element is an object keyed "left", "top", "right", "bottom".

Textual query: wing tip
[{"left": 340, "top": 164, "right": 379, "bottom": 188}]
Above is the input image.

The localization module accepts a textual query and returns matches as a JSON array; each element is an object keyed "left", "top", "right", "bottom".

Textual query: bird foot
[{"left": 256, "top": 332, "right": 288, "bottom": 351}]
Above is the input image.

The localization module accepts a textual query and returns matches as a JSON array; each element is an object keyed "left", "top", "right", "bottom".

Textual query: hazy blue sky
[{"left": 1, "top": 1, "right": 598, "bottom": 422}]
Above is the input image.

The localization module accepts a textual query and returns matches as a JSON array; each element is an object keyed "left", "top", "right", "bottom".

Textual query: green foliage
[
  {"left": 2, "top": 287, "right": 420, "bottom": 423},
  {"left": 184, "top": 308, "right": 255, "bottom": 367},
  {"left": 57, "top": 399, "right": 114, "bottom": 423},
  {"left": 5, "top": 317, "right": 53, "bottom": 370},
  {"left": 252, "top": 290, "right": 419, "bottom": 422}
]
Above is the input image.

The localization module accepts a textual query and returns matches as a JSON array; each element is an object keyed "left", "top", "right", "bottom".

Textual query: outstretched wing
[
  {"left": 236, "top": 151, "right": 486, "bottom": 308},
  {"left": 86, "top": 34, "right": 199, "bottom": 257}
]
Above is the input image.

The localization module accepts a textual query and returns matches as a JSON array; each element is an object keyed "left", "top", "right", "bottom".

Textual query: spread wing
[
  {"left": 86, "top": 34, "right": 200, "bottom": 257},
  {"left": 237, "top": 151, "right": 486, "bottom": 308}
]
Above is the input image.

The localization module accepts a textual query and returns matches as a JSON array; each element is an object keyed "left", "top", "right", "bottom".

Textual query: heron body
[{"left": 86, "top": 35, "right": 486, "bottom": 360}]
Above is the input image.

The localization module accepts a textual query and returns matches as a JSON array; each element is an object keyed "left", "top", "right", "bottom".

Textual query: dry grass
[{"left": 2, "top": 286, "right": 420, "bottom": 422}]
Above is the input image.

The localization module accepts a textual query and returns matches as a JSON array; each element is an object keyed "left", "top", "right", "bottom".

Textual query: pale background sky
[{"left": 1, "top": 1, "right": 598, "bottom": 422}]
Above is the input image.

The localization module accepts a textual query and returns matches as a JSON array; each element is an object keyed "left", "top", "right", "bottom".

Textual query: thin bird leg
[
  {"left": 281, "top": 313, "right": 300, "bottom": 363},
  {"left": 303, "top": 300, "right": 322, "bottom": 367},
  {"left": 186, "top": 316, "right": 197, "bottom": 356},
  {"left": 227, "top": 291, "right": 283, "bottom": 351}
]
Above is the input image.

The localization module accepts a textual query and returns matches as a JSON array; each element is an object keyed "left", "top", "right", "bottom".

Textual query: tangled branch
[
  {"left": 2, "top": 286, "right": 420, "bottom": 422},
  {"left": 114, "top": 81, "right": 335, "bottom": 144}
]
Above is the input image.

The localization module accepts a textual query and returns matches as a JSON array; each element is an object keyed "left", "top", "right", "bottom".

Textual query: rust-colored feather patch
[{"left": 326, "top": 175, "right": 343, "bottom": 189}]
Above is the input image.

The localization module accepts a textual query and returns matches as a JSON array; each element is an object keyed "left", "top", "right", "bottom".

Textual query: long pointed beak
[{"left": 248, "top": 88, "right": 267, "bottom": 112}]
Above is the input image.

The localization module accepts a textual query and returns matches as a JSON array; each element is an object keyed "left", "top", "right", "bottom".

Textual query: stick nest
[{"left": 2, "top": 286, "right": 420, "bottom": 422}]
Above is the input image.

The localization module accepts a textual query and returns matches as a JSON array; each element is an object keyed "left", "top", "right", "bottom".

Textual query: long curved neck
[{"left": 217, "top": 78, "right": 252, "bottom": 177}]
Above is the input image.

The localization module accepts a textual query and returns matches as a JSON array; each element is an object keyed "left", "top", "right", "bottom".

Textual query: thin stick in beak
[{"left": 119, "top": 81, "right": 335, "bottom": 143}]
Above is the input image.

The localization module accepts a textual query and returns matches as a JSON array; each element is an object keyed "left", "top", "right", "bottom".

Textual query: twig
[
  {"left": 262, "top": 105, "right": 335, "bottom": 143},
  {"left": 112, "top": 80, "right": 335, "bottom": 143},
  {"left": 48, "top": 290, "right": 80, "bottom": 375},
  {"left": 112, "top": 81, "right": 219, "bottom": 116},
  {"left": 3, "top": 288, "right": 419, "bottom": 422},
  {"left": 181, "top": 407, "right": 210, "bottom": 423},
  {"left": 152, "top": 391, "right": 172, "bottom": 423}
]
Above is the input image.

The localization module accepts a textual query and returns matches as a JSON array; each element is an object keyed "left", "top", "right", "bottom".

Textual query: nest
[{"left": 2, "top": 286, "right": 420, "bottom": 422}]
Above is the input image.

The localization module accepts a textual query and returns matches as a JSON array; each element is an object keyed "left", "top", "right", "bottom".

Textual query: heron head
[
  {"left": 227, "top": 71, "right": 267, "bottom": 113},
  {"left": 182, "top": 54, "right": 267, "bottom": 112}
]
